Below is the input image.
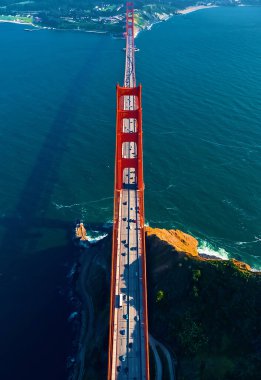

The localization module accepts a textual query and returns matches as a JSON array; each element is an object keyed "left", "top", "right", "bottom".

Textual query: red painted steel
[
  {"left": 115, "top": 85, "right": 143, "bottom": 191},
  {"left": 107, "top": 2, "right": 150, "bottom": 379}
]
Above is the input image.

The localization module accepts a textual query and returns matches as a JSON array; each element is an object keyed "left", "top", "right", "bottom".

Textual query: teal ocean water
[{"left": 0, "top": 6, "right": 260, "bottom": 379}]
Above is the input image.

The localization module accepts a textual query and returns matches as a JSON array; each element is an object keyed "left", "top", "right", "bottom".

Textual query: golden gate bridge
[{"left": 107, "top": 2, "right": 150, "bottom": 379}]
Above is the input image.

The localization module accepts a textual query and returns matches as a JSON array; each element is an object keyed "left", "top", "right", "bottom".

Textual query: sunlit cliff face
[
  {"left": 146, "top": 227, "right": 198, "bottom": 257},
  {"left": 146, "top": 227, "right": 259, "bottom": 273}
]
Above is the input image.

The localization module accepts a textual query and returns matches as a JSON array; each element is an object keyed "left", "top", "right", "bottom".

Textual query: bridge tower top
[{"left": 126, "top": 2, "right": 134, "bottom": 36}]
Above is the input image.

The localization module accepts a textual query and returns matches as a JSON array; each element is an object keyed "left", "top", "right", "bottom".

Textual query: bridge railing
[{"left": 107, "top": 2, "right": 150, "bottom": 379}]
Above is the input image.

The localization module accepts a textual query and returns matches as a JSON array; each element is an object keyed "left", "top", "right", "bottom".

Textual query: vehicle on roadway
[
  {"left": 119, "top": 294, "right": 123, "bottom": 307},
  {"left": 120, "top": 329, "right": 126, "bottom": 335},
  {"left": 121, "top": 355, "right": 126, "bottom": 362}
]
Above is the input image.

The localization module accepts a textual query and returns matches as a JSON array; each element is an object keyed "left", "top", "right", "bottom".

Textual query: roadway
[{"left": 110, "top": 26, "right": 147, "bottom": 380}]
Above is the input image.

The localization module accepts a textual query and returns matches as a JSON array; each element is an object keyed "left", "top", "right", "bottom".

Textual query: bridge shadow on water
[
  {"left": 1, "top": 65, "right": 88, "bottom": 257},
  {"left": 0, "top": 41, "right": 108, "bottom": 380}
]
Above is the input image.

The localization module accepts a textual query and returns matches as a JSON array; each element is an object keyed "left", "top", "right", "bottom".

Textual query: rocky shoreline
[
  {"left": 73, "top": 224, "right": 260, "bottom": 379},
  {"left": 146, "top": 227, "right": 261, "bottom": 379},
  {"left": 146, "top": 226, "right": 260, "bottom": 274},
  {"left": 1, "top": 4, "right": 221, "bottom": 38}
]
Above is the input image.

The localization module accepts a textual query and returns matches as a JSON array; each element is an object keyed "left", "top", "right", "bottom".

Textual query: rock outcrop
[
  {"left": 75, "top": 222, "right": 88, "bottom": 241},
  {"left": 146, "top": 226, "right": 198, "bottom": 257},
  {"left": 146, "top": 227, "right": 261, "bottom": 380},
  {"left": 146, "top": 226, "right": 259, "bottom": 274},
  {"left": 231, "top": 258, "right": 252, "bottom": 272}
]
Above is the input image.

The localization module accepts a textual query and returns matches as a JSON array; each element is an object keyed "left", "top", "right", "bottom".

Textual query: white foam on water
[
  {"left": 198, "top": 238, "right": 261, "bottom": 271},
  {"left": 247, "top": 253, "right": 261, "bottom": 272},
  {"left": 68, "top": 311, "right": 78, "bottom": 322},
  {"left": 198, "top": 240, "right": 230, "bottom": 260},
  {"left": 236, "top": 236, "right": 261, "bottom": 245},
  {"left": 53, "top": 202, "right": 81, "bottom": 210},
  {"left": 88, "top": 232, "right": 108, "bottom": 244},
  {"left": 67, "top": 263, "right": 77, "bottom": 279},
  {"left": 251, "top": 267, "right": 261, "bottom": 273}
]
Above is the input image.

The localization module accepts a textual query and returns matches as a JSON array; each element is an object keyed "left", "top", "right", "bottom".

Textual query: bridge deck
[
  {"left": 110, "top": 4, "right": 148, "bottom": 379},
  {"left": 111, "top": 110, "right": 146, "bottom": 379}
]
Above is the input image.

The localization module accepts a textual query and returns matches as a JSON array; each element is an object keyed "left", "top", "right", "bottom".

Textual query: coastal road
[
  {"left": 149, "top": 334, "right": 176, "bottom": 380},
  {"left": 149, "top": 335, "right": 162, "bottom": 380}
]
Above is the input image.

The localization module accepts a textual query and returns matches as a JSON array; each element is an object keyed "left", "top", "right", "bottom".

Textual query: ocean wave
[
  {"left": 251, "top": 267, "right": 261, "bottom": 272},
  {"left": 198, "top": 240, "right": 230, "bottom": 260},
  {"left": 68, "top": 311, "right": 78, "bottom": 322},
  {"left": 243, "top": 252, "right": 261, "bottom": 271},
  {"left": 53, "top": 202, "right": 81, "bottom": 210},
  {"left": 199, "top": 137, "right": 258, "bottom": 151},
  {"left": 88, "top": 196, "right": 113, "bottom": 204},
  {"left": 236, "top": 236, "right": 261, "bottom": 245},
  {"left": 222, "top": 198, "right": 254, "bottom": 221},
  {"left": 198, "top": 236, "right": 261, "bottom": 270},
  {"left": 67, "top": 263, "right": 77, "bottom": 279},
  {"left": 88, "top": 232, "right": 108, "bottom": 243},
  {"left": 53, "top": 196, "right": 113, "bottom": 210}
]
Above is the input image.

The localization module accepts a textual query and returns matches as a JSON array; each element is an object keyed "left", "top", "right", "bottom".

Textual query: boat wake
[
  {"left": 53, "top": 202, "right": 81, "bottom": 210},
  {"left": 236, "top": 236, "right": 261, "bottom": 245},
  {"left": 53, "top": 196, "right": 113, "bottom": 210}
]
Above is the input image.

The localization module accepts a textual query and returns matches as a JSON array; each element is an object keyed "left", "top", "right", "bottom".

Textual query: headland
[{"left": 73, "top": 225, "right": 260, "bottom": 379}]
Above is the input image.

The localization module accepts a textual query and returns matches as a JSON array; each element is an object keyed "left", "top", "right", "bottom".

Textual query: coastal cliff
[
  {"left": 77, "top": 226, "right": 261, "bottom": 380},
  {"left": 146, "top": 226, "right": 255, "bottom": 272},
  {"left": 146, "top": 227, "right": 261, "bottom": 380},
  {"left": 146, "top": 227, "right": 199, "bottom": 257}
]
